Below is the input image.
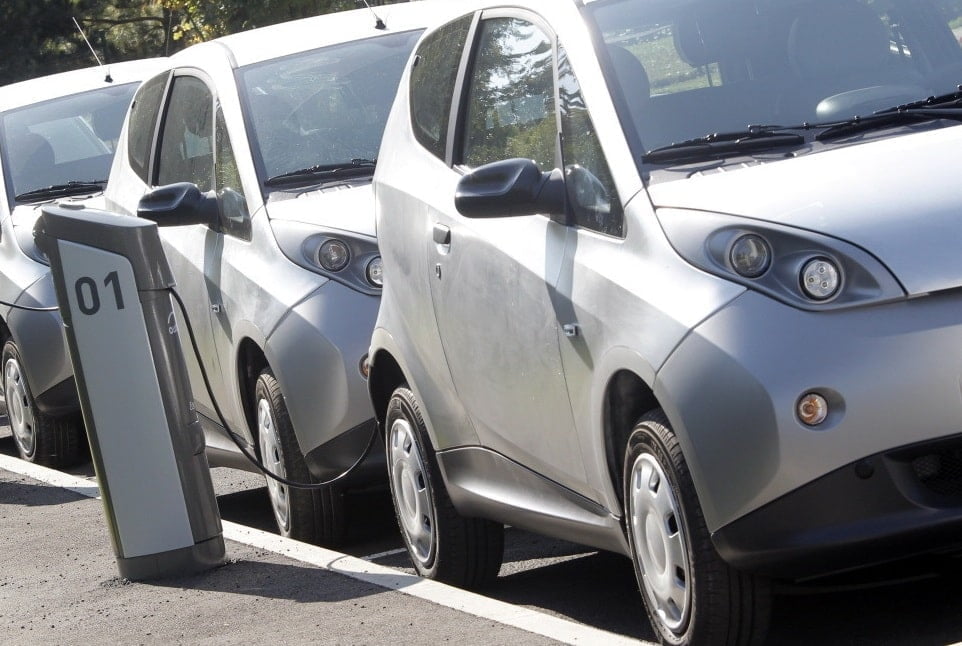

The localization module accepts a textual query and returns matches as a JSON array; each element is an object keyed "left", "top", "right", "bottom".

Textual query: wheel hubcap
[
  {"left": 257, "top": 398, "right": 289, "bottom": 531},
  {"left": 388, "top": 416, "right": 434, "bottom": 565},
  {"left": 629, "top": 452, "right": 691, "bottom": 633},
  {"left": 4, "top": 356, "right": 36, "bottom": 457}
]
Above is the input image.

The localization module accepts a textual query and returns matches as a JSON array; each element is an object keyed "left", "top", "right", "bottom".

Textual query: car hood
[
  {"left": 648, "top": 125, "right": 962, "bottom": 296},
  {"left": 11, "top": 193, "right": 105, "bottom": 227},
  {"left": 265, "top": 182, "right": 375, "bottom": 237},
  {"left": 10, "top": 193, "right": 106, "bottom": 254}
]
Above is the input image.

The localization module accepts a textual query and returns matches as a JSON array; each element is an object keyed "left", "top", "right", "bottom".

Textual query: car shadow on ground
[
  {"left": 495, "top": 549, "right": 652, "bottom": 640},
  {"left": 145, "top": 557, "right": 391, "bottom": 605},
  {"left": 769, "top": 562, "right": 962, "bottom": 645},
  {"left": 0, "top": 476, "right": 93, "bottom": 508},
  {"left": 216, "top": 486, "right": 399, "bottom": 547}
]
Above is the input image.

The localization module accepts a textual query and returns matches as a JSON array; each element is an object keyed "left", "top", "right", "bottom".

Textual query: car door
[
  {"left": 199, "top": 102, "right": 255, "bottom": 439},
  {"left": 151, "top": 73, "right": 232, "bottom": 430},
  {"left": 429, "top": 11, "right": 588, "bottom": 492}
]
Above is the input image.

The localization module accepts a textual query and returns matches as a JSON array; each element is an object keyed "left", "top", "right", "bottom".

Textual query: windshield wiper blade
[
  {"left": 15, "top": 180, "right": 106, "bottom": 202},
  {"left": 814, "top": 108, "right": 962, "bottom": 141},
  {"left": 642, "top": 126, "right": 805, "bottom": 164},
  {"left": 875, "top": 89, "right": 962, "bottom": 113},
  {"left": 264, "top": 158, "right": 377, "bottom": 187}
]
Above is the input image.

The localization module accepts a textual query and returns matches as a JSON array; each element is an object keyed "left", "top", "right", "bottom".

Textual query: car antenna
[
  {"left": 72, "top": 17, "right": 112, "bottom": 82},
  {"left": 358, "top": 0, "right": 387, "bottom": 30}
]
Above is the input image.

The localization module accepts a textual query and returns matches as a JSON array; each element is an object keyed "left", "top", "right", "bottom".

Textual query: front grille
[{"left": 911, "top": 449, "right": 962, "bottom": 497}]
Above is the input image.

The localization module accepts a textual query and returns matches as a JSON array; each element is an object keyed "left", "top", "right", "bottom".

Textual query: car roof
[
  {"left": 197, "top": 0, "right": 488, "bottom": 68},
  {"left": 0, "top": 58, "right": 167, "bottom": 113}
]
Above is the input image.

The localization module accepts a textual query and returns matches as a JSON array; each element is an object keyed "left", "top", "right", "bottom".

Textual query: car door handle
[{"left": 433, "top": 223, "right": 451, "bottom": 246}]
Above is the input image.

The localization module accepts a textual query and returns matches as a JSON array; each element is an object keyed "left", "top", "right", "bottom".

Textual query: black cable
[
  {"left": 169, "top": 286, "right": 380, "bottom": 489},
  {"left": 0, "top": 299, "right": 58, "bottom": 312}
]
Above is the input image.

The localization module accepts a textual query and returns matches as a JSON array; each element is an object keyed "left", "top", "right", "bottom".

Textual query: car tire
[
  {"left": 386, "top": 385, "right": 503, "bottom": 588},
  {"left": 255, "top": 367, "right": 346, "bottom": 547},
  {"left": 2, "top": 340, "right": 83, "bottom": 467},
  {"left": 624, "top": 409, "right": 770, "bottom": 646}
]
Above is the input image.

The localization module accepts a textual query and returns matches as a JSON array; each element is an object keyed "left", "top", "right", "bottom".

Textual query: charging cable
[
  {"left": 169, "top": 287, "right": 380, "bottom": 489},
  {"left": 1, "top": 289, "right": 374, "bottom": 487},
  {"left": 0, "top": 299, "right": 58, "bottom": 312}
]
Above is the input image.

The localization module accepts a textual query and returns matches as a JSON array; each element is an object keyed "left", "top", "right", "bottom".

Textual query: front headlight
[
  {"left": 366, "top": 256, "right": 383, "bottom": 287},
  {"left": 659, "top": 209, "right": 903, "bottom": 310},
  {"left": 18, "top": 223, "right": 50, "bottom": 266},
  {"left": 318, "top": 239, "right": 351, "bottom": 272},
  {"left": 729, "top": 234, "right": 771, "bottom": 278},
  {"left": 270, "top": 220, "right": 382, "bottom": 295},
  {"left": 800, "top": 257, "right": 841, "bottom": 300}
]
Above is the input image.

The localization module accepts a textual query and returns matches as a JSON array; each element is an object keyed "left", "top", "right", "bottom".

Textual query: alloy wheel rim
[
  {"left": 629, "top": 452, "right": 691, "bottom": 633},
  {"left": 4, "top": 357, "right": 36, "bottom": 457},
  {"left": 388, "top": 416, "right": 434, "bottom": 565},
  {"left": 257, "top": 398, "right": 290, "bottom": 531}
]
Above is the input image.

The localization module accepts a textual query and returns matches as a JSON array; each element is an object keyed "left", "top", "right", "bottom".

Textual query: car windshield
[
  {"left": 237, "top": 29, "right": 423, "bottom": 187},
  {"left": 1, "top": 83, "right": 138, "bottom": 205},
  {"left": 587, "top": 0, "right": 962, "bottom": 164}
]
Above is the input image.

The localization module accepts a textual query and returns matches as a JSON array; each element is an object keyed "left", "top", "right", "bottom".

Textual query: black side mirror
[
  {"left": 455, "top": 158, "right": 565, "bottom": 219},
  {"left": 137, "top": 182, "right": 219, "bottom": 228}
]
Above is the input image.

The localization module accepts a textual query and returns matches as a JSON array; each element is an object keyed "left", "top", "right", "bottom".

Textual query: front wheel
[
  {"left": 624, "top": 409, "right": 770, "bottom": 646},
  {"left": 2, "top": 340, "right": 82, "bottom": 467},
  {"left": 386, "top": 385, "right": 503, "bottom": 587},
  {"left": 255, "top": 367, "right": 346, "bottom": 546}
]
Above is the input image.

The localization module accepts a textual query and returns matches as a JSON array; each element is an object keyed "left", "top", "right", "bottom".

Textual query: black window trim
[{"left": 126, "top": 69, "right": 174, "bottom": 186}]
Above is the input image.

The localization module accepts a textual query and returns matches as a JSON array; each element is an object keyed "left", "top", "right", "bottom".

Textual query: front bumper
[
  {"left": 4, "top": 289, "right": 78, "bottom": 417},
  {"left": 655, "top": 287, "right": 962, "bottom": 577},
  {"left": 713, "top": 434, "right": 962, "bottom": 579}
]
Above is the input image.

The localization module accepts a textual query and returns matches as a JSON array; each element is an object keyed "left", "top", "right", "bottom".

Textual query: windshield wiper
[
  {"left": 15, "top": 180, "right": 106, "bottom": 202},
  {"left": 642, "top": 126, "right": 805, "bottom": 164},
  {"left": 876, "top": 88, "right": 962, "bottom": 112},
  {"left": 814, "top": 107, "right": 962, "bottom": 141},
  {"left": 264, "top": 158, "right": 377, "bottom": 187}
]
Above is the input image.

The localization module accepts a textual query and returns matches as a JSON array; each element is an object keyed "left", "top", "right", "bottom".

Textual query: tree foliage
[{"left": 0, "top": 0, "right": 408, "bottom": 86}]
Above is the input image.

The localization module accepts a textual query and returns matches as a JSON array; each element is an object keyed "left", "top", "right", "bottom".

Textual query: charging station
[{"left": 35, "top": 203, "right": 225, "bottom": 581}]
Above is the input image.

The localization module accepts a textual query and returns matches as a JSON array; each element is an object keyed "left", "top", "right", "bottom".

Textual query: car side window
[
  {"left": 558, "top": 46, "right": 624, "bottom": 237},
  {"left": 214, "top": 106, "right": 251, "bottom": 241},
  {"left": 410, "top": 15, "right": 473, "bottom": 161},
  {"left": 461, "top": 17, "right": 556, "bottom": 170},
  {"left": 127, "top": 72, "right": 168, "bottom": 184},
  {"left": 156, "top": 75, "right": 214, "bottom": 191}
]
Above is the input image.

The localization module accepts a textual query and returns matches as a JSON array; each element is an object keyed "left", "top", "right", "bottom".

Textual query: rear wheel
[
  {"left": 2, "top": 340, "right": 82, "bottom": 467},
  {"left": 386, "top": 385, "right": 503, "bottom": 587},
  {"left": 624, "top": 409, "right": 770, "bottom": 646},
  {"left": 255, "top": 367, "right": 346, "bottom": 546}
]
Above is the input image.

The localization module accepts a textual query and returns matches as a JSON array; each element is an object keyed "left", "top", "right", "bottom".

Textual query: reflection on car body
[{"left": 368, "top": 1, "right": 962, "bottom": 644}]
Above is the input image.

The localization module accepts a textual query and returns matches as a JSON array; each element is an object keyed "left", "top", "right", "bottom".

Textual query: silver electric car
[
  {"left": 368, "top": 0, "right": 962, "bottom": 643},
  {"left": 104, "top": 2, "right": 470, "bottom": 546},
  {"left": 0, "top": 59, "right": 164, "bottom": 467}
]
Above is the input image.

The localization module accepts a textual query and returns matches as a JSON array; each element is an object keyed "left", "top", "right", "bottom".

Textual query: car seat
[
  {"left": 10, "top": 132, "right": 56, "bottom": 195},
  {"left": 606, "top": 45, "right": 650, "bottom": 144}
]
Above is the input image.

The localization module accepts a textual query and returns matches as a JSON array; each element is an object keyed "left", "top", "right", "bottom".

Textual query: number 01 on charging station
[{"left": 37, "top": 204, "right": 225, "bottom": 581}]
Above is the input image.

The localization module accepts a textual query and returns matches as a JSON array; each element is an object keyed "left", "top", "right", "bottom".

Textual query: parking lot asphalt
[
  {"left": 0, "top": 452, "right": 645, "bottom": 646},
  {"left": 8, "top": 420, "right": 962, "bottom": 646}
]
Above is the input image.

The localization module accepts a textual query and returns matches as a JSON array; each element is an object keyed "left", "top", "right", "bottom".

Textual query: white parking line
[
  {"left": 0, "top": 454, "right": 650, "bottom": 646},
  {"left": 361, "top": 546, "right": 409, "bottom": 561},
  {"left": 0, "top": 453, "right": 100, "bottom": 498}
]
